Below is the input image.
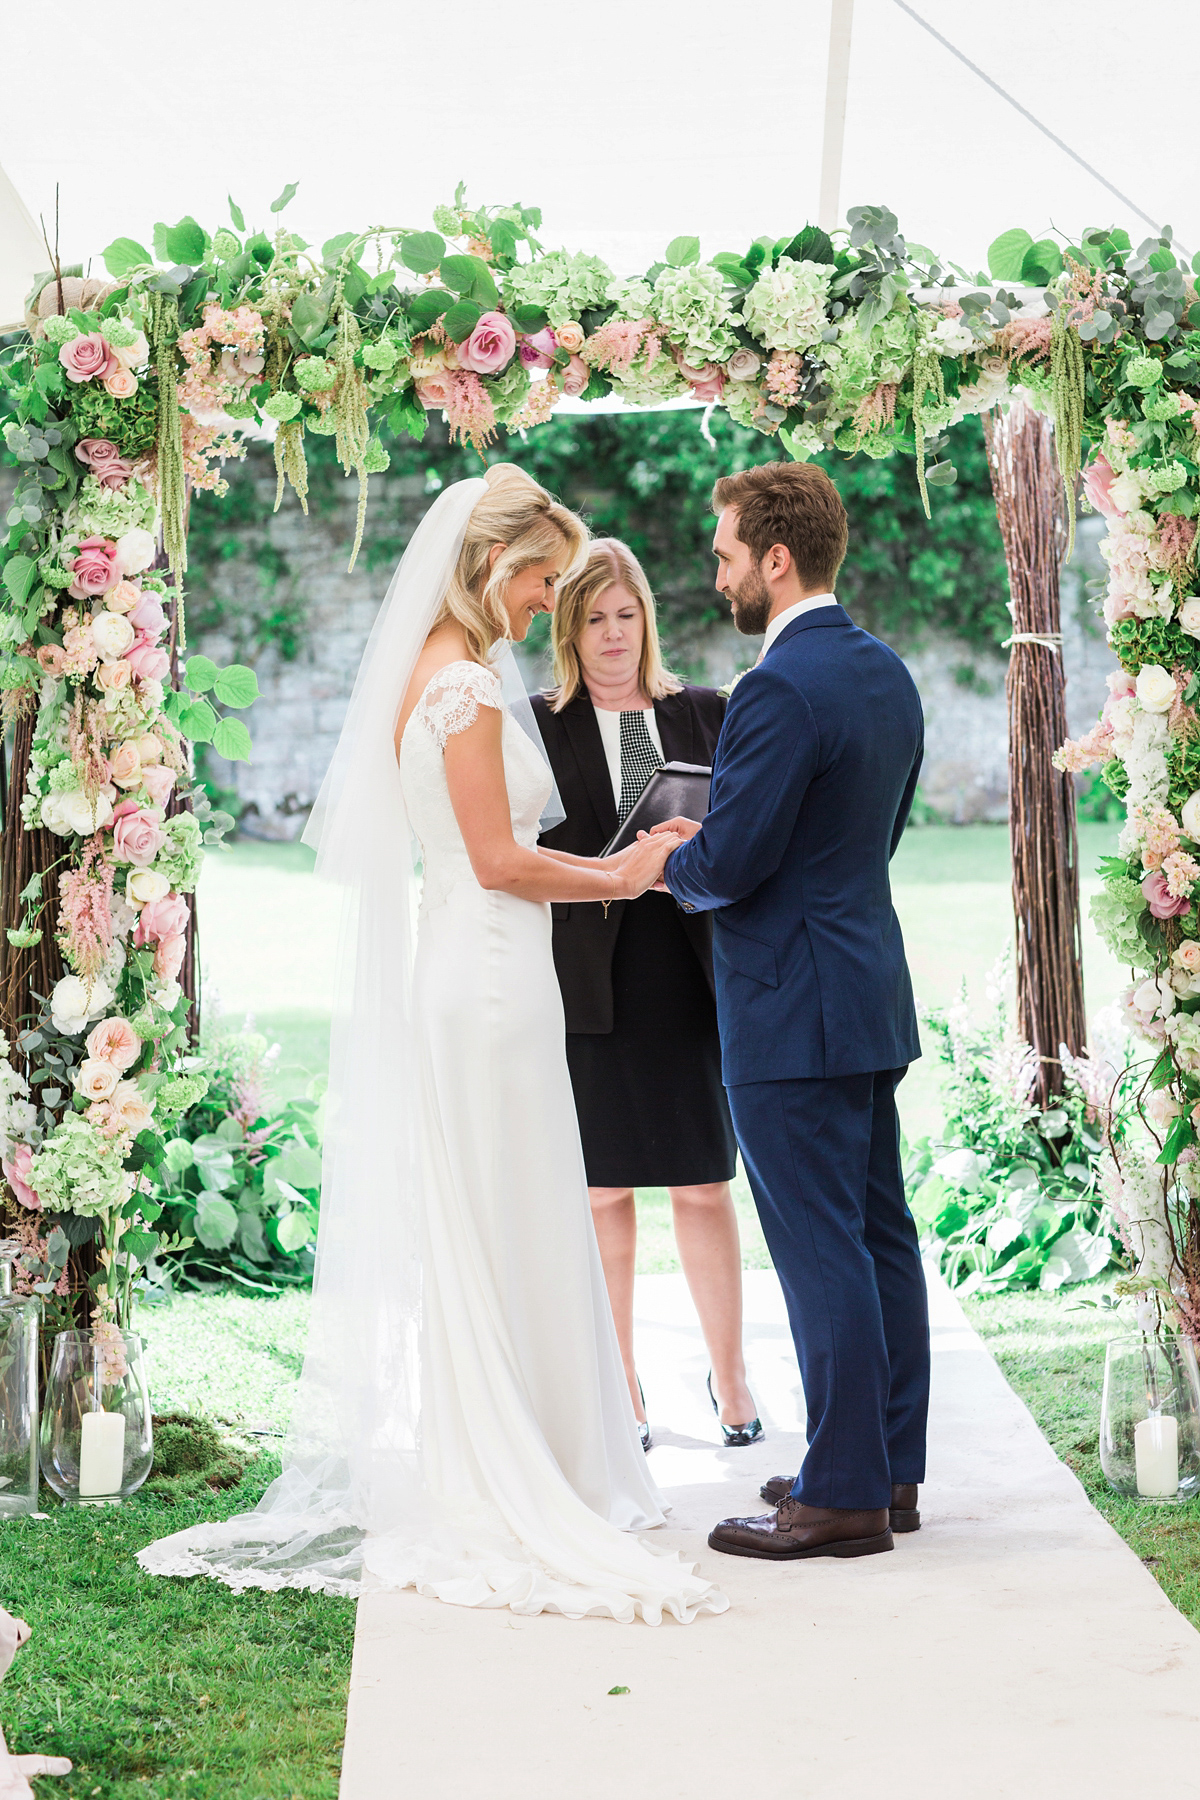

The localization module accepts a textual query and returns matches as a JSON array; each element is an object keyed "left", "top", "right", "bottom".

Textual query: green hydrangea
[
  {"left": 722, "top": 380, "right": 768, "bottom": 432},
  {"left": 828, "top": 305, "right": 917, "bottom": 406},
  {"left": 294, "top": 357, "right": 336, "bottom": 394},
  {"left": 1126, "top": 355, "right": 1163, "bottom": 390},
  {"left": 606, "top": 276, "right": 656, "bottom": 321},
  {"left": 432, "top": 204, "right": 461, "bottom": 236},
  {"left": 155, "top": 814, "right": 204, "bottom": 895},
  {"left": 38, "top": 316, "right": 81, "bottom": 348},
  {"left": 263, "top": 390, "right": 303, "bottom": 421},
  {"left": 484, "top": 358, "right": 531, "bottom": 425},
  {"left": 212, "top": 230, "right": 241, "bottom": 261},
  {"left": 72, "top": 474, "right": 156, "bottom": 541},
  {"left": 609, "top": 355, "right": 689, "bottom": 409},
  {"left": 47, "top": 761, "right": 79, "bottom": 794},
  {"left": 503, "top": 252, "right": 614, "bottom": 328},
  {"left": 361, "top": 339, "right": 400, "bottom": 372},
  {"left": 741, "top": 257, "right": 832, "bottom": 353},
  {"left": 30, "top": 1114, "right": 133, "bottom": 1218},
  {"left": 652, "top": 264, "right": 736, "bottom": 366},
  {"left": 99, "top": 316, "right": 140, "bottom": 349},
  {"left": 1143, "top": 392, "right": 1182, "bottom": 422},
  {"left": 1090, "top": 875, "right": 1151, "bottom": 968}
]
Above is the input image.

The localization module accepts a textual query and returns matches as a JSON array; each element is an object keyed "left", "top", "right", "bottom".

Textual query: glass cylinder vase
[
  {"left": 1100, "top": 1332, "right": 1200, "bottom": 1502},
  {"left": 0, "top": 1243, "right": 39, "bottom": 1517},
  {"left": 38, "top": 1329, "right": 153, "bottom": 1505}
]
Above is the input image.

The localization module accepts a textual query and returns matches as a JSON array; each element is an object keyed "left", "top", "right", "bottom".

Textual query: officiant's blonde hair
[
  {"left": 435, "top": 464, "right": 589, "bottom": 666},
  {"left": 549, "top": 539, "right": 682, "bottom": 712}
]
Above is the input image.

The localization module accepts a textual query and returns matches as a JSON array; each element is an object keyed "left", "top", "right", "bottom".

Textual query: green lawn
[{"left": 965, "top": 1287, "right": 1200, "bottom": 1630}]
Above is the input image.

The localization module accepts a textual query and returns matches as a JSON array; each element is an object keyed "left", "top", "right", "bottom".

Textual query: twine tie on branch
[{"left": 1002, "top": 632, "right": 1064, "bottom": 652}]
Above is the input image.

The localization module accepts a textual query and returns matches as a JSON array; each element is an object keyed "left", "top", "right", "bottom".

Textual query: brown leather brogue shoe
[
  {"left": 758, "top": 1476, "right": 921, "bottom": 1533},
  {"left": 708, "top": 1497, "right": 893, "bottom": 1561}
]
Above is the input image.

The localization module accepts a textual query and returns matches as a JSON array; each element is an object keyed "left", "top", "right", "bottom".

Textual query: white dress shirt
[
  {"left": 762, "top": 593, "right": 839, "bottom": 656},
  {"left": 592, "top": 704, "right": 665, "bottom": 807}
]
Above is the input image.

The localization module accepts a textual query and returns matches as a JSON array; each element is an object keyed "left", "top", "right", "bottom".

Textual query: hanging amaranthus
[
  {"left": 274, "top": 419, "right": 309, "bottom": 515},
  {"left": 149, "top": 293, "right": 187, "bottom": 585},
  {"left": 1050, "top": 309, "right": 1085, "bottom": 562},
  {"left": 330, "top": 288, "right": 371, "bottom": 572},
  {"left": 909, "top": 341, "right": 946, "bottom": 520}
]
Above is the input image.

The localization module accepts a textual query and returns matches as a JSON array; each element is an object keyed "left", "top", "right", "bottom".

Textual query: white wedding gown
[{"left": 139, "top": 660, "right": 726, "bottom": 1625}]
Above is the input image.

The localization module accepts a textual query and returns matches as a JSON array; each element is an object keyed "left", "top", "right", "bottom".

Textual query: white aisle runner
[{"left": 339, "top": 1270, "right": 1200, "bottom": 1800}]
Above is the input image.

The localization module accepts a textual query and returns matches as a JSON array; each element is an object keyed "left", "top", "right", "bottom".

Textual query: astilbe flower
[
  {"left": 69, "top": 690, "right": 110, "bottom": 798},
  {"left": 852, "top": 381, "right": 898, "bottom": 440},
  {"left": 1158, "top": 513, "right": 1197, "bottom": 588},
  {"left": 994, "top": 316, "right": 1052, "bottom": 367},
  {"left": 444, "top": 373, "right": 497, "bottom": 449},
  {"left": 582, "top": 319, "right": 652, "bottom": 377},
  {"left": 1169, "top": 663, "right": 1200, "bottom": 742},
  {"left": 509, "top": 374, "right": 561, "bottom": 432},
  {"left": 10, "top": 1216, "right": 70, "bottom": 1299},
  {"left": 765, "top": 351, "right": 802, "bottom": 407},
  {"left": 56, "top": 838, "right": 114, "bottom": 979}
]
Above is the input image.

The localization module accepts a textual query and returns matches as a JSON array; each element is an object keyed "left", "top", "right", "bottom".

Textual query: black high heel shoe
[
  {"left": 636, "top": 1375, "right": 651, "bottom": 1452},
  {"left": 707, "top": 1371, "right": 763, "bottom": 1447}
]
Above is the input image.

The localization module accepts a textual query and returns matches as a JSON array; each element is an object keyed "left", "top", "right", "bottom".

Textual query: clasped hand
[
  {"left": 606, "top": 829, "right": 684, "bottom": 898},
  {"left": 638, "top": 816, "right": 701, "bottom": 892}
]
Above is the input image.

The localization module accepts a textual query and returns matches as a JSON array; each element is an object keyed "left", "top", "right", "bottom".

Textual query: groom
[{"left": 654, "top": 461, "right": 929, "bottom": 1561}]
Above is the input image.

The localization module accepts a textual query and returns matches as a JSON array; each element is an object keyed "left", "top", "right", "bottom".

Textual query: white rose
[
  {"left": 726, "top": 347, "right": 762, "bottom": 381},
  {"left": 1136, "top": 664, "right": 1177, "bottom": 713},
  {"left": 126, "top": 868, "right": 170, "bottom": 908},
  {"left": 113, "top": 529, "right": 156, "bottom": 577},
  {"left": 1179, "top": 598, "right": 1200, "bottom": 639},
  {"left": 150, "top": 977, "right": 182, "bottom": 1012},
  {"left": 932, "top": 317, "right": 975, "bottom": 356},
  {"left": 1182, "top": 792, "right": 1200, "bottom": 841},
  {"left": 91, "top": 611, "right": 136, "bottom": 659},
  {"left": 58, "top": 789, "right": 114, "bottom": 837},
  {"left": 112, "top": 331, "right": 150, "bottom": 371},
  {"left": 50, "top": 974, "right": 111, "bottom": 1036},
  {"left": 39, "top": 791, "right": 72, "bottom": 836},
  {"left": 76, "top": 1058, "right": 120, "bottom": 1101}
]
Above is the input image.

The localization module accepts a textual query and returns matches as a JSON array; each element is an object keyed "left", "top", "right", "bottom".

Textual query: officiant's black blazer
[{"left": 531, "top": 685, "right": 726, "bottom": 1034}]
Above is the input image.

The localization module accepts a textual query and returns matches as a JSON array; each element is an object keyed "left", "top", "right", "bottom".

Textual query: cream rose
[
  {"left": 107, "top": 1081, "right": 154, "bottom": 1137},
  {"left": 91, "top": 611, "right": 136, "bottom": 659},
  {"left": 126, "top": 868, "right": 171, "bottom": 908},
  {"left": 76, "top": 1058, "right": 120, "bottom": 1101},
  {"left": 112, "top": 331, "right": 150, "bottom": 371},
  {"left": 97, "top": 660, "right": 132, "bottom": 694},
  {"left": 726, "top": 347, "right": 762, "bottom": 382},
  {"left": 1136, "top": 664, "right": 1177, "bottom": 713},
  {"left": 1182, "top": 792, "right": 1200, "bottom": 842},
  {"left": 134, "top": 733, "right": 163, "bottom": 765},
  {"left": 1174, "top": 940, "right": 1200, "bottom": 972},
  {"left": 555, "top": 320, "right": 585, "bottom": 354},
  {"left": 1179, "top": 598, "right": 1200, "bottom": 639},
  {"left": 59, "top": 789, "right": 114, "bottom": 836},
  {"left": 50, "top": 974, "right": 112, "bottom": 1036},
  {"left": 113, "top": 529, "right": 156, "bottom": 577},
  {"left": 107, "top": 742, "right": 143, "bottom": 789},
  {"left": 105, "top": 580, "right": 141, "bottom": 615}
]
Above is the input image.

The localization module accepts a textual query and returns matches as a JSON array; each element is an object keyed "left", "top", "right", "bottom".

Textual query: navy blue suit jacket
[{"left": 665, "top": 604, "right": 923, "bottom": 1085}]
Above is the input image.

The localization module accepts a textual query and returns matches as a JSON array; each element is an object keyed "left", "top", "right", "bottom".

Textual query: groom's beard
[{"left": 730, "top": 566, "right": 772, "bottom": 637}]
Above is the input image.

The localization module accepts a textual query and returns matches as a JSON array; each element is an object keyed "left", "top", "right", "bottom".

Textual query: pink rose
[
  {"left": 59, "top": 333, "right": 118, "bottom": 384},
  {"left": 125, "top": 641, "right": 171, "bottom": 683},
  {"left": 560, "top": 354, "right": 589, "bottom": 398},
  {"left": 37, "top": 645, "right": 66, "bottom": 675},
  {"left": 518, "top": 328, "right": 557, "bottom": 371},
  {"left": 3, "top": 1144, "right": 38, "bottom": 1211},
  {"left": 457, "top": 311, "right": 517, "bottom": 376},
  {"left": 85, "top": 1016, "right": 140, "bottom": 1071},
  {"left": 140, "top": 764, "right": 176, "bottom": 806},
  {"left": 68, "top": 536, "right": 119, "bottom": 599},
  {"left": 136, "top": 894, "right": 189, "bottom": 947},
  {"left": 154, "top": 933, "right": 187, "bottom": 982},
  {"left": 1142, "top": 870, "right": 1191, "bottom": 919},
  {"left": 74, "top": 438, "right": 135, "bottom": 490},
  {"left": 129, "top": 594, "right": 166, "bottom": 635},
  {"left": 415, "top": 372, "right": 456, "bottom": 409},
  {"left": 679, "top": 359, "right": 725, "bottom": 402},
  {"left": 1083, "top": 453, "right": 1120, "bottom": 518},
  {"left": 112, "top": 803, "right": 166, "bottom": 867},
  {"left": 103, "top": 368, "right": 139, "bottom": 400}
]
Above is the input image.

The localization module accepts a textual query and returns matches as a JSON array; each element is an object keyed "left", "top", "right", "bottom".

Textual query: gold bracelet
[{"left": 601, "top": 870, "right": 618, "bottom": 919}]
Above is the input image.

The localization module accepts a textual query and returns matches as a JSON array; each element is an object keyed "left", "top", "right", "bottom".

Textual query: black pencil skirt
[{"left": 564, "top": 890, "right": 738, "bottom": 1189}]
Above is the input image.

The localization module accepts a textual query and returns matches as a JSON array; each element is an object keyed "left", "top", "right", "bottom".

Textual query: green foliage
[
  {"left": 910, "top": 975, "right": 1125, "bottom": 1295},
  {"left": 143, "top": 1411, "right": 252, "bottom": 1501},
  {"left": 149, "top": 1025, "right": 322, "bottom": 1293}
]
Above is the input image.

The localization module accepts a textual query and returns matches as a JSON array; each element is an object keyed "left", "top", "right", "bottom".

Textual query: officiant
[{"left": 532, "top": 539, "right": 760, "bottom": 1451}]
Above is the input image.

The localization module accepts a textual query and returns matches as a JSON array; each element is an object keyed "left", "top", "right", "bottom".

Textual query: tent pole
[{"left": 818, "top": 0, "right": 855, "bottom": 234}]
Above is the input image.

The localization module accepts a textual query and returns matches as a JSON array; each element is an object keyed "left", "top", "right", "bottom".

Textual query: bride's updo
[{"left": 435, "top": 464, "right": 589, "bottom": 665}]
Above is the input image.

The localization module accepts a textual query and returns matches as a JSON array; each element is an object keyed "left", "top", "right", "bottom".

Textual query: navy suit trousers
[{"left": 728, "top": 1069, "right": 930, "bottom": 1510}]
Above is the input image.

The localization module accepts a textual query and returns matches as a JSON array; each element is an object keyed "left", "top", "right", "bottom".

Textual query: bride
[{"left": 139, "top": 466, "right": 728, "bottom": 1625}]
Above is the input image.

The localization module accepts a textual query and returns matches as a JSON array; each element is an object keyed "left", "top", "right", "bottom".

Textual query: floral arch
[{"left": 1, "top": 186, "right": 1197, "bottom": 1337}]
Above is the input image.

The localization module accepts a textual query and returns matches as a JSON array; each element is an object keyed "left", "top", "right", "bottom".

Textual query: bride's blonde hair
[{"left": 433, "top": 464, "right": 589, "bottom": 665}]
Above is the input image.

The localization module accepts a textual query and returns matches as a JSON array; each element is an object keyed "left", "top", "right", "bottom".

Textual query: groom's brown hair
[{"left": 712, "top": 462, "right": 848, "bottom": 592}]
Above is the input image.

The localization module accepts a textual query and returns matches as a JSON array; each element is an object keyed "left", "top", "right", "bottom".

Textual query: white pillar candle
[
  {"left": 1134, "top": 1413, "right": 1179, "bottom": 1498},
  {"left": 78, "top": 1410, "right": 125, "bottom": 1498}
]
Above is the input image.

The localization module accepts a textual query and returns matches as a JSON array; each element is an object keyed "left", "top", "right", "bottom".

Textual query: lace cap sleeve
[{"left": 414, "top": 661, "right": 505, "bottom": 749}]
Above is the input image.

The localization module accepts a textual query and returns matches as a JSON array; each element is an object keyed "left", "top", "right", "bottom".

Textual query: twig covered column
[{"left": 984, "top": 399, "right": 1087, "bottom": 1105}]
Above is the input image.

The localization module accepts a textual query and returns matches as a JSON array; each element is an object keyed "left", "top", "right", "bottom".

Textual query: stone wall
[{"left": 195, "top": 482, "right": 1111, "bottom": 836}]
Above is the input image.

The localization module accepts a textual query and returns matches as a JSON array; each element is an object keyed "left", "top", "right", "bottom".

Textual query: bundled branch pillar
[{"left": 984, "top": 399, "right": 1087, "bottom": 1106}]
